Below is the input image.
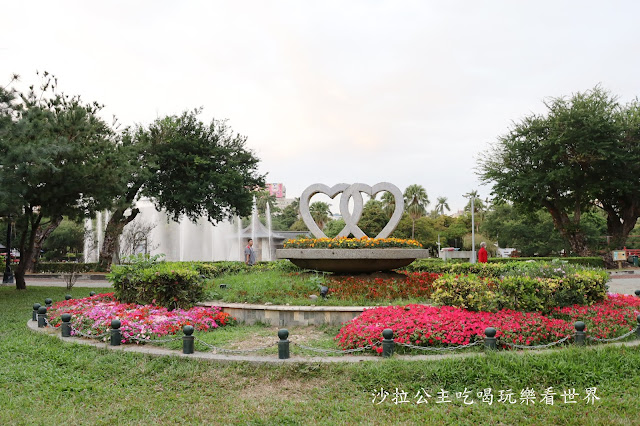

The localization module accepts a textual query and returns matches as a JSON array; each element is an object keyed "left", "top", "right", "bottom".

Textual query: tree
[
  {"left": 359, "top": 200, "right": 387, "bottom": 237},
  {"left": 98, "top": 110, "right": 265, "bottom": 270},
  {"left": 403, "top": 184, "right": 429, "bottom": 239},
  {"left": 255, "top": 190, "right": 279, "bottom": 215},
  {"left": 324, "top": 218, "right": 345, "bottom": 238},
  {"left": 42, "top": 219, "right": 84, "bottom": 261},
  {"left": 380, "top": 191, "right": 396, "bottom": 219},
  {"left": 434, "top": 196, "right": 450, "bottom": 216},
  {"left": 0, "top": 73, "right": 121, "bottom": 289},
  {"left": 309, "top": 201, "right": 331, "bottom": 230},
  {"left": 478, "top": 86, "right": 639, "bottom": 255},
  {"left": 272, "top": 198, "right": 299, "bottom": 231}
]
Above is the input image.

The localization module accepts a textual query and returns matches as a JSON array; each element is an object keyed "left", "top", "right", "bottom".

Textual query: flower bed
[
  {"left": 47, "top": 293, "right": 235, "bottom": 343},
  {"left": 284, "top": 237, "right": 423, "bottom": 249},
  {"left": 336, "top": 294, "right": 640, "bottom": 353},
  {"left": 326, "top": 272, "right": 441, "bottom": 301}
]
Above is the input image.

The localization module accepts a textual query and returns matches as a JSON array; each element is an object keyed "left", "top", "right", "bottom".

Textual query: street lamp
[
  {"left": 464, "top": 193, "right": 476, "bottom": 264},
  {"left": 3, "top": 215, "right": 14, "bottom": 284}
]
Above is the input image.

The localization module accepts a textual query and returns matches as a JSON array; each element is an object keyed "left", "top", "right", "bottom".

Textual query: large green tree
[
  {"left": 309, "top": 201, "right": 331, "bottom": 230},
  {"left": 478, "top": 87, "right": 640, "bottom": 255},
  {"left": 0, "top": 73, "right": 121, "bottom": 289},
  {"left": 99, "top": 110, "right": 264, "bottom": 269}
]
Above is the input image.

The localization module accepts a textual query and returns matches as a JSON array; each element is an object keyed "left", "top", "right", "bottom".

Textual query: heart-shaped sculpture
[{"left": 299, "top": 182, "right": 404, "bottom": 239}]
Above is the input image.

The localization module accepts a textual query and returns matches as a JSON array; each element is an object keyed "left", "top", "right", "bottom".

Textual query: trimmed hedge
[
  {"left": 405, "top": 258, "right": 605, "bottom": 274},
  {"left": 109, "top": 259, "right": 205, "bottom": 310},
  {"left": 34, "top": 262, "right": 105, "bottom": 273},
  {"left": 431, "top": 266, "right": 609, "bottom": 313},
  {"left": 487, "top": 256, "right": 604, "bottom": 268}
]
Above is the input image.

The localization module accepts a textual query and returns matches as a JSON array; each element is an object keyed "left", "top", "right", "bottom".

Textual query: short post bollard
[
  {"left": 61, "top": 313, "right": 72, "bottom": 337},
  {"left": 44, "top": 298, "right": 53, "bottom": 308},
  {"left": 484, "top": 327, "right": 497, "bottom": 350},
  {"left": 278, "top": 329, "right": 290, "bottom": 359},
  {"left": 37, "top": 306, "right": 47, "bottom": 328},
  {"left": 110, "top": 319, "right": 122, "bottom": 346},
  {"left": 183, "top": 325, "right": 195, "bottom": 354},
  {"left": 65, "top": 294, "right": 72, "bottom": 300},
  {"left": 636, "top": 315, "right": 640, "bottom": 340},
  {"left": 382, "top": 329, "right": 394, "bottom": 358},
  {"left": 32, "top": 303, "right": 41, "bottom": 322},
  {"left": 635, "top": 289, "right": 640, "bottom": 298},
  {"left": 574, "top": 321, "right": 586, "bottom": 346},
  {"left": 89, "top": 291, "right": 96, "bottom": 297}
]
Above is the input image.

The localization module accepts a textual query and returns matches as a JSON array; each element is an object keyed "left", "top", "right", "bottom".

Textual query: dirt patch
[{"left": 227, "top": 326, "right": 330, "bottom": 351}]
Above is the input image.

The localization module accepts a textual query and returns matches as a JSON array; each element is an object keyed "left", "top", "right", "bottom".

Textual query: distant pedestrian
[
  {"left": 478, "top": 241, "right": 488, "bottom": 263},
  {"left": 244, "top": 238, "right": 256, "bottom": 266}
]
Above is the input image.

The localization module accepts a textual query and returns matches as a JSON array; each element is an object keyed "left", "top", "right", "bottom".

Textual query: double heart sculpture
[{"left": 299, "top": 183, "right": 405, "bottom": 240}]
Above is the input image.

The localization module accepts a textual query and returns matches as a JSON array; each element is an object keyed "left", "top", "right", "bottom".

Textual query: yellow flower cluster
[{"left": 284, "top": 236, "right": 423, "bottom": 249}]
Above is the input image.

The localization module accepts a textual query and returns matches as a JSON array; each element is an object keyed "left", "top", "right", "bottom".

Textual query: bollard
[
  {"left": 484, "top": 327, "right": 497, "bottom": 350},
  {"left": 382, "top": 329, "right": 394, "bottom": 358},
  {"left": 278, "top": 329, "right": 290, "bottom": 359},
  {"left": 61, "top": 313, "right": 72, "bottom": 337},
  {"left": 636, "top": 315, "right": 640, "bottom": 340},
  {"left": 89, "top": 291, "right": 96, "bottom": 297},
  {"left": 635, "top": 289, "right": 640, "bottom": 298},
  {"left": 37, "top": 306, "right": 47, "bottom": 328},
  {"left": 32, "top": 303, "right": 41, "bottom": 322},
  {"left": 65, "top": 294, "right": 72, "bottom": 300},
  {"left": 110, "top": 319, "right": 122, "bottom": 346},
  {"left": 574, "top": 321, "right": 586, "bottom": 346},
  {"left": 183, "top": 325, "right": 195, "bottom": 354}
]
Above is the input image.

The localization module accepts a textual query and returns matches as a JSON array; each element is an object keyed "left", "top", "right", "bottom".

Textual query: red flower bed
[
  {"left": 336, "top": 294, "right": 640, "bottom": 353},
  {"left": 327, "top": 272, "right": 441, "bottom": 301}
]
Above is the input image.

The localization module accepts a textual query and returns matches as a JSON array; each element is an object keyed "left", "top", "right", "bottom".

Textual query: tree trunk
[
  {"left": 543, "top": 202, "right": 590, "bottom": 256},
  {"left": 26, "top": 216, "right": 63, "bottom": 272},
  {"left": 14, "top": 212, "right": 41, "bottom": 290},
  {"left": 602, "top": 202, "right": 640, "bottom": 249},
  {"left": 99, "top": 206, "right": 139, "bottom": 271}
]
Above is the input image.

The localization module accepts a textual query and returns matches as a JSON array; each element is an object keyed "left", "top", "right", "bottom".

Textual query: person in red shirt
[{"left": 478, "top": 242, "right": 488, "bottom": 263}]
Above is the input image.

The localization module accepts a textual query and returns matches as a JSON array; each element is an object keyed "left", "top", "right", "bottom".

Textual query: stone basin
[{"left": 276, "top": 248, "right": 430, "bottom": 273}]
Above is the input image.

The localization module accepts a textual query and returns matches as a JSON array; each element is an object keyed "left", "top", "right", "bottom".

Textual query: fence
[{"left": 31, "top": 291, "right": 640, "bottom": 360}]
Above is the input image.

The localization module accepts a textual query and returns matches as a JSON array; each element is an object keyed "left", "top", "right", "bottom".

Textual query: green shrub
[
  {"left": 34, "top": 262, "right": 105, "bottom": 273},
  {"left": 431, "top": 266, "right": 609, "bottom": 312},
  {"left": 405, "top": 260, "right": 515, "bottom": 277},
  {"left": 488, "top": 256, "right": 604, "bottom": 268},
  {"left": 109, "top": 256, "right": 205, "bottom": 310},
  {"left": 430, "top": 274, "right": 502, "bottom": 312}
]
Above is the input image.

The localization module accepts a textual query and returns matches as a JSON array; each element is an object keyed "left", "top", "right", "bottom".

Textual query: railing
[{"left": 30, "top": 292, "right": 640, "bottom": 360}]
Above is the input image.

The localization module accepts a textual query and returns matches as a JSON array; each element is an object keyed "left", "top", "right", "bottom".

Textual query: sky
[{"left": 2, "top": 1, "right": 640, "bottom": 214}]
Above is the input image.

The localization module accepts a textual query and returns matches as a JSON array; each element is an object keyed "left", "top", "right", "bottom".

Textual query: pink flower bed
[
  {"left": 47, "top": 293, "right": 235, "bottom": 343},
  {"left": 336, "top": 294, "right": 640, "bottom": 353}
]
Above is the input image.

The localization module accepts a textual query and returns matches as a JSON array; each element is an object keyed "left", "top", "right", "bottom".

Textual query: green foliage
[
  {"left": 34, "top": 262, "right": 104, "bottom": 273},
  {"left": 358, "top": 200, "right": 387, "bottom": 237},
  {"left": 323, "top": 218, "right": 345, "bottom": 238},
  {"left": 309, "top": 201, "right": 331, "bottom": 230},
  {"left": 271, "top": 198, "right": 299, "bottom": 231},
  {"left": 108, "top": 256, "right": 205, "bottom": 310},
  {"left": 432, "top": 264, "right": 609, "bottom": 312},
  {"left": 41, "top": 219, "right": 84, "bottom": 261}
]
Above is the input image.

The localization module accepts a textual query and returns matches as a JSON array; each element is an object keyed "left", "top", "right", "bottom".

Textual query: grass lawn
[
  {"left": 2, "top": 285, "right": 640, "bottom": 424},
  {"left": 203, "top": 270, "right": 430, "bottom": 306}
]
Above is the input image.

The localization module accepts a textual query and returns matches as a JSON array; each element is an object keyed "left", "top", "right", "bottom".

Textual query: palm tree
[
  {"left": 309, "top": 201, "right": 332, "bottom": 230},
  {"left": 380, "top": 191, "right": 396, "bottom": 219},
  {"left": 403, "top": 184, "right": 429, "bottom": 239},
  {"left": 434, "top": 196, "right": 450, "bottom": 216},
  {"left": 255, "top": 190, "right": 278, "bottom": 215},
  {"left": 464, "top": 190, "right": 485, "bottom": 232}
]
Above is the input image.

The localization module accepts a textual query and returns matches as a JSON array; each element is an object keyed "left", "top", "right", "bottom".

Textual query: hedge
[{"left": 33, "top": 262, "right": 105, "bottom": 273}]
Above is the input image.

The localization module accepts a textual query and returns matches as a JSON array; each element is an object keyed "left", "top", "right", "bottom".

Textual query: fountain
[{"left": 276, "top": 182, "right": 430, "bottom": 273}]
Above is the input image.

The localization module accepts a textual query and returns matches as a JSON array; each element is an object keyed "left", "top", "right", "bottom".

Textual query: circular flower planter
[{"left": 276, "top": 248, "right": 430, "bottom": 273}]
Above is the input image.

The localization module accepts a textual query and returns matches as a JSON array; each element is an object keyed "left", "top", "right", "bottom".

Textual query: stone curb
[{"left": 27, "top": 319, "right": 640, "bottom": 364}]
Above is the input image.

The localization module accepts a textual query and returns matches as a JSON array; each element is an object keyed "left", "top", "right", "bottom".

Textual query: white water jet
[
  {"left": 265, "top": 203, "right": 272, "bottom": 261},
  {"left": 236, "top": 216, "right": 243, "bottom": 261},
  {"left": 83, "top": 218, "right": 93, "bottom": 262},
  {"left": 96, "top": 211, "right": 102, "bottom": 261}
]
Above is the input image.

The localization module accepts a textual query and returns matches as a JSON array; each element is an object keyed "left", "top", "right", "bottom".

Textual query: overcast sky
[{"left": 2, "top": 1, "right": 640, "bottom": 214}]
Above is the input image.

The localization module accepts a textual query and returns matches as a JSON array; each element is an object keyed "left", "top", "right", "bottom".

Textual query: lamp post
[
  {"left": 464, "top": 193, "right": 476, "bottom": 264},
  {"left": 3, "top": 215, "right": 14, "bottom": 284}
]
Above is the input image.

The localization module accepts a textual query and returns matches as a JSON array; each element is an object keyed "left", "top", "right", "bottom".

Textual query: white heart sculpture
[{"left": 299, "top": 182, "right": 404, "bottom": 239}]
